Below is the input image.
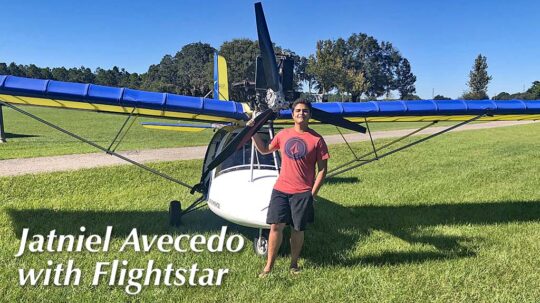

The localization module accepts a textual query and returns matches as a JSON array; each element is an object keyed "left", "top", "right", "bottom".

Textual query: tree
[
  {"left": 433, "top": 94, "right": 452, "bottom": 100},
  {"left": 176, "top": 42, "right": 215, "bottom": 96},
  {"left": 0, "top": 63, "right": 8, "bottom": 75},
  {"left": 296, "top": 56, "right": 315, "bottom": 93},
  {"left": 492, "top": 92, "right": 511, "bottom": 100},
  {"left": 142, "top": 42, "right": 215, "bottom": 95},
  {"left": 306, "top": 40, "right": 346, "bottom": 97},
  {"left": 401, "top": 94, "right": 422, "bottom": 100},
  {"left": 526, "top": 81, "right": 540, "bottom": 99},
  {"left": 218, "top": 39, "right": 259, "bottom": 102},
  {"left": 464, "top": 54, "right": 491, "bottom": 99},
  {"left": 394, "top": 58, "right": 416, "bottom": 99},
  {"left": 51, "top": 67, "right": 69, "bottom": 81},
  {"left": 306, "top": 33, "right": 413, "bottom": 101}
]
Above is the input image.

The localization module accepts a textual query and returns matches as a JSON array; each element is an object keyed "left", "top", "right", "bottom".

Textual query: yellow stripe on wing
[
  {"left": 274, "top": 114, "right": 540, "bottom": 124},
  {"left": 142, "top": 125, "right": 207, "bottom": 132},
  {"left": 0, "top": 94, "right": 244, "bottom": 123}
]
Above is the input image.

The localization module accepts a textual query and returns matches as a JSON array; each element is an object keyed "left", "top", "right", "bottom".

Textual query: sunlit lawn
[
  {"left": 1, "top": 123, "right": 539, "bottom": 302},
  {"left": 0, "top": 105, "right": 460, "bottom": 160}
]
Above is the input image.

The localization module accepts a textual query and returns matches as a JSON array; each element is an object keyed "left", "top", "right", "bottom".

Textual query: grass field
[
  {"left": 1, "top": 122, "right": 539, "bottom": 302},
  {"left": 0, "top": 106, "right": 460, "bottom": 160}
]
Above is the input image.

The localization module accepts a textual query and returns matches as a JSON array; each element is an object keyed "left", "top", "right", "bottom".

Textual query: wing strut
[
  {"left": 0, "top": 101, "right": 194, "bottom": 190},
  {"left": 327, "top": 114, "right": 487, "bottom": 178},
  {"left": 107, "top": 107, "right": 138, "bottom": 153}
]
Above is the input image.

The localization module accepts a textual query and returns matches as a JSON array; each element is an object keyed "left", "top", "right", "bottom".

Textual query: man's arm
[
  {"left": 312, "top": 158, "right": 328, "bottom": 198},
  {"left": 252, "top": 133, "right": 278, "bottom": 155}
]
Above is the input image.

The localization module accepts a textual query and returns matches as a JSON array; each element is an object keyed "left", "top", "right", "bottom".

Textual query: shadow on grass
[
  {"left": 304, "top": 198, "right": 540, "bottom": 267},
  {"left": 324, "top": 176, "right": 360, "bottom": 185},
  {"left": 6, "top": 207, "right": 258, "bottom": 244},
  {"left": 4, "top": 132, "right": 39, "bottom": 139},
  {"left": 7, "top": 199, "right": 540, "bottom": 267}
]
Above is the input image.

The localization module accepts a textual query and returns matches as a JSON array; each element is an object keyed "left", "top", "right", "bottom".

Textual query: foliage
[
  {"left": 1, "top": 31, "right": 417, "bottom": 103},
  {"left": 143, "top": 42, "right": 215, "bottom": 96},
  {"left": 395, "top": 58, "right": 416, "bottom": 99},
  {"left": 401, "top": 94, "right": 422, "bottom": 100},
  {"left": 461, "top": 91, "right": 489, "bottom": 100},
  {"left": 433, "top": 95, "right": 452, "bottom": 100},
  {"left": 491, "top": 81, "right": 540, "bottom": 100},
  {"left": 1, "top": 123, "right": 540, "bottom": 301},
  {"left": 464, "top": 54, "right": 492, "bottom": 99},
  {"left": 306, "top": 33, "right": 415, "bottom": 101},
  {"left": 492, "top": 92, "right": 512, "bottom": 100}
]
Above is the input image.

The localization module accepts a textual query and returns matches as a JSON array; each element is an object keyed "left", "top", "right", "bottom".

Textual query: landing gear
[
  {"left": 253, "top": 228, "right": 269, "bottom": 257},
  {"left": 169, "top": 200, "right": 182, "bottom": 227}
]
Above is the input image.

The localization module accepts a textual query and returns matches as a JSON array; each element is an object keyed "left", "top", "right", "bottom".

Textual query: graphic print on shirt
[{"left": 284, "top": 137, "right": 307, "bottom": 159}]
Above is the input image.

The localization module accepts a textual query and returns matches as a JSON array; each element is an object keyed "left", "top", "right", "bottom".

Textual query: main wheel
[
  {"left": 253, "top": 229, "right": 269, "bottom": 257},
  {"left": 169, "top": 200, "right": 182, "bottom": 227}
]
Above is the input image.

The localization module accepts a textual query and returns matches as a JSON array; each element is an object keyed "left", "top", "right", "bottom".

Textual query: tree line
[{"left": 1, "top": 35, "right": 538, "bottom": 101}]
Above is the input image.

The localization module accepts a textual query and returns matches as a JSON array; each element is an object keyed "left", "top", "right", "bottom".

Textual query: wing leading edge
[
  {"left": 277, "top": 100, "right": 540, "bottom": 122},
  {"left": 2, "top": 75, "right": 540, "bottom": 124},
  {"left": 0, "top": 75, "right": 250, "bottom": 123}
]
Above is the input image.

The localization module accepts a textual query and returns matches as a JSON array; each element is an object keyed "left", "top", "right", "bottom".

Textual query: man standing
[{"left": 251, "top": 99, "right": 329, "bottom": 276}]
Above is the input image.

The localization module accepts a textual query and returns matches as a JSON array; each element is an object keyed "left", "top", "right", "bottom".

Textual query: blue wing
[
  {"left": 2, "top": 75, "right": 540, "bottom": 124},
  {"left": 0, "top": 75, "right": 249, "bottom": 123},
  {"left": 278, "top": 100, "right": 540, "bottom": 122}
]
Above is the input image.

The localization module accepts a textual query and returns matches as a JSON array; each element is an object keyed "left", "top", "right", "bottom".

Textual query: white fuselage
[{"left": 207, "top": 167, "right": 278, "bottom": 229}]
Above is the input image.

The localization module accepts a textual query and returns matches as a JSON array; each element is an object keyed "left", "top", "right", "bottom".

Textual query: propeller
[
  {"left": 192, "top": 108, "right": 275, "bottom": 193},
  {"left": 310, "top": 108, "right": 367, "bottom": 133},
  {"left": 191, "top": 2, "right": 366, "bottom": 193},
  {"left": 255, "top": 2, "right": 280, "bottom": 92},
  {"left": 255, "top": 2, "right": 365, "bottom": 133}
]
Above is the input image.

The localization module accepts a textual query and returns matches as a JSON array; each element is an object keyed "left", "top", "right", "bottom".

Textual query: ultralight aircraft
[{"left": 1, "top": 3, "right": 539, "bottom": 255}]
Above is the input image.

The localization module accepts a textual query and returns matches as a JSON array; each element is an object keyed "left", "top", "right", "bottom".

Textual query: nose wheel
[
  {"left": 169, "top": 200, "right": 182, "bottom": 227},
  {"left": 253, "top": 228, "right": 269, "bottom": 257}
]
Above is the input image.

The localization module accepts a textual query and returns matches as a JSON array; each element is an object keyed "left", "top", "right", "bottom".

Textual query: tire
[
  {"left": 253, "top": 229, "right": 269, "bottom": 257},
  {"left": 169, "top": 200, "right": 182, "bottom": 227}
]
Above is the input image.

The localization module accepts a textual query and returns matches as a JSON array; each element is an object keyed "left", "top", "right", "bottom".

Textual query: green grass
[
  {"left": 1, "top": 123, "right": 539, "bottom": 302},
  {"left": 0, "top": 105, "right": 460, "bottom": 159}
]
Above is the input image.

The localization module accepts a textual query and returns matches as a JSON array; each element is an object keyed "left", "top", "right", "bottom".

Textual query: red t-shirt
[{"left": 271, "top": 128, "right": 330, "bottom": 194}]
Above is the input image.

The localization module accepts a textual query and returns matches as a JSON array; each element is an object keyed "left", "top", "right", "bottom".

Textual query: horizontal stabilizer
[{"left": 141, "top": 122, "right": 230, "bottom": 132}]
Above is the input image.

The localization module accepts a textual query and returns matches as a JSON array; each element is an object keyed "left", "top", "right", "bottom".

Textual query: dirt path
[{"left": 0, "top": 121, "right": 536, "bottom": 177}]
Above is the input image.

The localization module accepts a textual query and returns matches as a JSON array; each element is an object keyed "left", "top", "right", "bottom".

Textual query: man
[{"left": 251, "top": 99, "right": 329, "bottom": 277}]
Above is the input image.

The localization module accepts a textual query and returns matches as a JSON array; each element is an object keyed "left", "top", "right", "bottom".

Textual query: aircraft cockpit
[{"left": 215, "top": 129, "right": 280, "bottom": 177}]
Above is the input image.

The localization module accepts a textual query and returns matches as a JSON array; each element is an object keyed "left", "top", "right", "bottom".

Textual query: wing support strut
[
  {"left": 327, "top": 114, "right": 487, "bottom": 178},
  {"left": 182, "top": 195, "right": 207, "bottom": 216},
  {"left": 107, "top": 107, "right": 138, "bottom": 153},
  {"left": 0, "top": 101, "right": 194, "bottom": 190}
]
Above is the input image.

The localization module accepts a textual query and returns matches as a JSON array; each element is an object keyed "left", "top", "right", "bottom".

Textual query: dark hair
[{"left": 291, "top": 98, "right": 312, "bottom": 111}]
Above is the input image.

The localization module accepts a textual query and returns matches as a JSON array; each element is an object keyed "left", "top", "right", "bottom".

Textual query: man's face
[{"left": 293, "top": 103, "right": 311, "bottom": 125}]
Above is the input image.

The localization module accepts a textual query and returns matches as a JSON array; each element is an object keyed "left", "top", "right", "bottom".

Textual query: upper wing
[
  {"left": 277, "top": 100, "right": 540, "bottom": 123},
  {"left": 0, "top": 75, "right": 250, "bottom": 124}
]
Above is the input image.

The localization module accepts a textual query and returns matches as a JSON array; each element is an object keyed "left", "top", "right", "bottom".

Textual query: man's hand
[{"left": 246, "top": 111, "right": 259, "bottom": 127}]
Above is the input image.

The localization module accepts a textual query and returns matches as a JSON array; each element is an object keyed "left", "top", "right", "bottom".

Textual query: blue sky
[{"left": 1, "top": 0, "right": 539, "bottom": 99}]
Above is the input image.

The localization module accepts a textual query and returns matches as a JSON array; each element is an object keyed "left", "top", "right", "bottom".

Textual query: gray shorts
[{"left": 266, "top": 189, "right": 314, "bottom": 231}]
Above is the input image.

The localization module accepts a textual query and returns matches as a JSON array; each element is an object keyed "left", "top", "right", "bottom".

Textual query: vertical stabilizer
[{"left": 213, "top": 52, "right": 229, "bottom": 101}]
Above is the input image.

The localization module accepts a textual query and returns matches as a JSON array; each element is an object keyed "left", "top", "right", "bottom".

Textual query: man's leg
[
  {"left": 290, "top": 229, "right": 304, "bottom": 268},
  {"left": 263, "top": 223, "right": 286, "bottom": 272}
]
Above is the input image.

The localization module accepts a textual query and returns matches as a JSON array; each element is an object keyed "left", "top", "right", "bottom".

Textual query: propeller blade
[
  {"left": 255, "top": 2, "right": 280, "bottom": 91},
  {"left": 311, "top": 107, "right": 367, "bottom": 134},
  {"left": 193, "top": 109, "right": 275, "bottom": 193}
]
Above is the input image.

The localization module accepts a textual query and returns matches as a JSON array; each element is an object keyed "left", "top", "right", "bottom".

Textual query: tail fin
[{"left": 213, "top": 52, "right": 229, "bottom": 101}]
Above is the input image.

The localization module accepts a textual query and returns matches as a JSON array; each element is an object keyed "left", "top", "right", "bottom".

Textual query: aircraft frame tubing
[
  {"left": 0, "top": 104, "right": 5, "bottom": 143},
  {"left": 181, "top": 195, "right": 207, "bottom": 216},
  {"left": 0, "top": 101, "right": 194, "bottom": 190},
  {"left": 327, "top": 114, "right": 486, "bottom": 178},
  {"left": 106, "top": 106, "right": 137, "bottom": 153}
]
